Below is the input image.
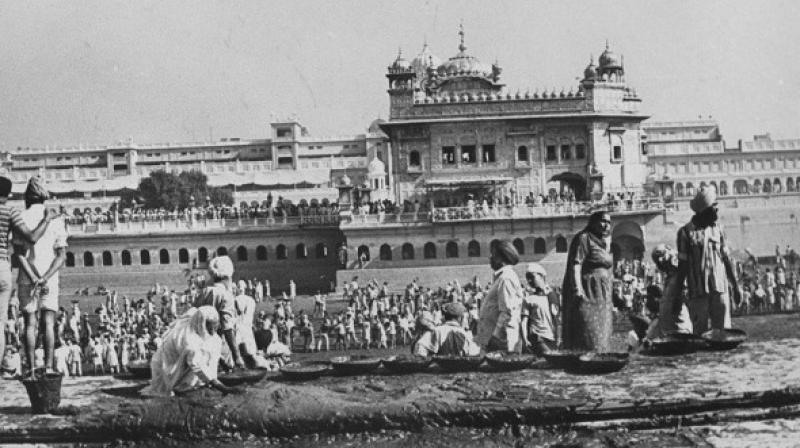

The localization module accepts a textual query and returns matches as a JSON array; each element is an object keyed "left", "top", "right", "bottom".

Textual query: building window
[
  {"left": 546, "top": 145, "right": 557, "bottom": 161},
  {"left": 296, "top": 243, "right": 307, "bottom": 259},
  {"left": 467, "top": 240, "right": 481, "bottom": 257},
  {"left": 560, "top": 144, "right": 571, "bottom": 160},
  {"left": 84, "top": 251, "right": 94, "bottom": 267},
  {"left": 216, "top": 246, "right": 228, "bottom": 257},
  {"left": 402, "top": 243, "right": 414, "bottom": 260},
  {"left": 442, "top": 146, "right": 456, "bottom": 165},
  {"left": 612, "top": 146, "right": 622, "bottom": 161},
  {"left": 576, "top": 144, "right": 586, "bottom": 159},
  {"left": 256, "top": 245, "right": 267, "bottom": 260},
  {"left": 316, "top": 243, "right": 328, "bottom": 259},
  {"left": 102, "top": 251, "right": 113, "bottom": 266},
  {"left": 517, "top": 146, "right": 528, "bottom": 162},
  {"left": 534, "top": 238, "right": 546, "bottom": 254},
  {"left": 140, "top": 250, "right": 150, "bottom": 265},
  {"left": 178, "top": 248, "right": 189, "bottom": 263},
  {"left": 357, "top": 245, "right": 370, "bottom": 262},
  {"left": 461, "top": 145, "right": 476, "bottom": 163},
  {"left": 66, "top": 251, "right": 75, "bottom": 267},
  {"left": 198, "top": 247, "right": 208, "bottom": 263},
  {"left": 379, "top": 244, "right": 392, "bottom": 261},
  {"left": 237, "top": 245, "right": 248, "bottom": 261},
  {"left": 159, "top": 249, "right": 170, "bottom": 264},
  {"left": 555, "top": 236, "right": 568, "bottom": 253},
  {"left": 121, "top": 250, "right": 131, "bottom": 266},
  {"left": 445, "top": 241, "right": 459, "bottom": 258},
  {"left": 482, "top": 145, "right": 496, "bottom": 163},
  {"left": 424, "top": 242, "right": 437, "bottom": 259},
  {"left": 276, "top": 244, "right": 287, "bottom": 260},
  {"left": 408, "top": 150, "right": 420, "bottom": 167},
  {"left": 640, "top": 142, "right": 647, "bottom": 155},
  {"left": 276, "top": 128, "right": 291, "bottom": 138}
]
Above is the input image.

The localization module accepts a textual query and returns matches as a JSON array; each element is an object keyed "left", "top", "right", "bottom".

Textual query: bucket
[{"left": 21, "top": 373, "right": 63, "bottom": 414}]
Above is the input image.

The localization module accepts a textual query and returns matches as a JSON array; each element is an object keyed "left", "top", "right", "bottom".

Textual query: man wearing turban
[
  {"left": 676, "top": 187, "right": 740, "bottom": 338},
  {"left": 476, "top": 240, "right": 523, "bottom": 353},
  {"left": 13, "top": 176, "right": 67, "bottom": 376},
  {"left": 195, "top": 255, "right": 245, "bottom": 368}
]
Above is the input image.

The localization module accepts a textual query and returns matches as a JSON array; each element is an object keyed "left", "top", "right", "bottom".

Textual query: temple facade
[{"left": 380, "top": 28, "right": 649, "bottom": 206}]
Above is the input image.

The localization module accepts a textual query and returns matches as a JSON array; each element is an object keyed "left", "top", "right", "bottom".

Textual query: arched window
[
  {"left": 83, "top": 251, "right": 94, "bottom": 267},
  {"left": 140, "top": 250, "right": 150, "bottom": 265},
  {"left": 555, "top": 236, "right": 568, "bottom": 253},
  {"left": 675, "top": 183, "right": 684, "bottom": 197},
  {"left": 178, "top": 248, "right": 189, "bottom": 263},
  {"left": 489, "top": 239, "right": 501, "bottom": 254},
  {"left": 159, "top": 249, "right": 170, "bottom": 264},
  {"left": 763, "top": 179, "right": 772, "bottom": 193},
  {"left": 719, "top": 181, "right": 729, "bottom": 196},
  {"left": 316, "top": 243, "right": 328, "bottom": 259},
  {"left": 357, "top": 245, "right": 370, "bottom": 262},
  {"left": 198, "top": 247, "right": 208, "bottom": 263},
  {"left": 513, "top": 238, "right": 525, "bottom": 255},
  {"left": 216, "top": 246, "right": 228, "bottom": 257},
  {"left": 102, "top": 251, "right": 113, "bottom": 266},
  {"left": 296, "top": 243, "right": 308, "bottom": 259},
  {"left": 121, "top": 250, "right": 131, "bottom": 266},
  {"left": 409, "top": 150, "right": 420, "bottom": 167},
  {"left": 467, "top": 240, "right": 481, "bottom": 257},
  {"left": 534, "top": 238, "right": 546, "bottom": 254},
  {"left": 276, "top": 244, "right": 287, "bottom": 260},
  {"left": 402, "top": 243, "right": 414, "bottom": 260},
  {"left": 66, "top": 251, "right": 75, "bottom": 267},
  {"left": 379, "top": 244, "right": 392, "bottom": 261},
  {"left": 787, "top": 178, "right": 795, "bottom": 193},
  {"left": 517, "top": 146, "right": 528, "bottom": 162},
  {"left": 256, "top": 245, "right": 267, "bottom": 260},
  {"left": 445, "top": 241, "right": 459, "bottom": 258},
  {"left": 237, "top": 245, "right": 248, "bottom": 261},
  {"left": 424, "top": 242, "right": 437, "bottom": 259}
]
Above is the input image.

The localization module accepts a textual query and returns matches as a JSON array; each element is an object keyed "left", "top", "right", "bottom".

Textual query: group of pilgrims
[{"left": 2, "top": 178, "right": 741, "bottom": 397}]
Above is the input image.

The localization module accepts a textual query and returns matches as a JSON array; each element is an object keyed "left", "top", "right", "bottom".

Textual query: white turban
[{"left": 208, "top": 255, "right": 234, "bottom": 279}]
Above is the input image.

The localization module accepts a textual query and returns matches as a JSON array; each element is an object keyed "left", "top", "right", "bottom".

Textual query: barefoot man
[{"left": 13, "top": 177, "right": 67, "bottom": 376}]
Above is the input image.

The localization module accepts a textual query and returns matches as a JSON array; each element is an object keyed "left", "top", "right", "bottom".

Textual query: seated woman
[
  {"left": 413, "top": 303, "right": 480, "bottom": 357},
  {"left": 143, "top": 306, "right": 237, "bottom": 397}
]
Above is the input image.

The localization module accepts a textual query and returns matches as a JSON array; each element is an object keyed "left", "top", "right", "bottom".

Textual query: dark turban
[
  {"left": 493, "top": 240, "right": 520, "bottom": 266},
  {"left": 0, "top": 177, "right": 12, "bottom": 197},
  {"left": 25, "top": 176, "right": 49, "bottom": 203}
]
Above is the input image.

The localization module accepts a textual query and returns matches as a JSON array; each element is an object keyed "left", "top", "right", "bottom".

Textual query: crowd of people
[{"left": 0, "top": 175, "right": 791, "bottom": 398}]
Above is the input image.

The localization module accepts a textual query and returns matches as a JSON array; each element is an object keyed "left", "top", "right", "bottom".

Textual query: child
[
  {"left": 334, "top": 318, "right": 346, "bottom": 351},
  {"left": 53, "top": 340, "right": 71, "bottom": 378},
  {"left": 91, "top": 338, "right": 105, "bottom": 375},
  {"left": 67, "top": 339, "right": 83, "bottom": 376},
  {"left": 387, "top": 317, "right": 397, "bottom": 349}
]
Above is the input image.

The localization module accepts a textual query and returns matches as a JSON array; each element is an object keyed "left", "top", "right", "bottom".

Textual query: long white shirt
[{"left": 476, "top": 265, "right": 523, "bottom": 352}]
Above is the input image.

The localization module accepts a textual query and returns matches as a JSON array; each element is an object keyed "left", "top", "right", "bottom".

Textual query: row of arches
[
  {"left": 357, "top": 236, "right": 570, "bottom": 262},
  {"left": 675, "top": 177, "right": 800, "bottom": 197},
  {"left": 65, "top": 243, "right": 332, "bottom": 268}
]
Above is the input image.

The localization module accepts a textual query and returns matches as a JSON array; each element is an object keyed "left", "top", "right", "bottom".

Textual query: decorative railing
[{"left": 430, "top": 200, "right": 665, "bottom": 222}]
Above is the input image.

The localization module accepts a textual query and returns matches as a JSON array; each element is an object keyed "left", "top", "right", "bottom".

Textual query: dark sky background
[{"left": 1, "top": 0, "right": 797, "bottom": 149}]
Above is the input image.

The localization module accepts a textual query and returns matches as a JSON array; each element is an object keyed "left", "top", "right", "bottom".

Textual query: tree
[{"left": 136, "top": 170, "right": 233, "bottom": 210}]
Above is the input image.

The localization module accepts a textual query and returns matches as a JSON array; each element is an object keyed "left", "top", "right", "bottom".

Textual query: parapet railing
[{"left": 430, "top": 200, "right": 666, "bottom": 222}]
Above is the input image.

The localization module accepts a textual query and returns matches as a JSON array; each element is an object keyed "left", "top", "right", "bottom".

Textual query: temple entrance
[
  {"left": 611, "top": 220, "right": 645, "bottom": 262},
  {"left": 549, "top": 172, "right": 587, "bottom": 201}
]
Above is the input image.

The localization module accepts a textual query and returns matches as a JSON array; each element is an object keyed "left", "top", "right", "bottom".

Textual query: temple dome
[
  {"left": 368, "top": 157, "right": 386, "bottom": 176},
  {"left": 390, "top": 49, "right": 411, "bottom": 70},
  {"left": 598, "top": 42, "right": 622, "bottom": 69},
  {"left": 411, "top": 43, "right": 441, "bottom": 71},
  {"left": 436, "top": 24, "right": 493, "bottom": 76}
]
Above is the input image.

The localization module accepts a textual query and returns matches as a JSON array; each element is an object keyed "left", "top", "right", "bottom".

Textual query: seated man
[{"left": 413, "top": 303, "right": 480, "bottom": 357}]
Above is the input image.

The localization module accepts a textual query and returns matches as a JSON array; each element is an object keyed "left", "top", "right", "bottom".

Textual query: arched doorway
[
  {"left": 549, "top": 172, "right": 587, "bottom": 200},
  {"left": 611, "top": 220, "right": 645, "bottom": 262}
]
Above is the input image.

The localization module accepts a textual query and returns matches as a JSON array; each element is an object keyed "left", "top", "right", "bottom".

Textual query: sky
[{"left": 0, "top": 0, "right": 798, "bottom": 149}]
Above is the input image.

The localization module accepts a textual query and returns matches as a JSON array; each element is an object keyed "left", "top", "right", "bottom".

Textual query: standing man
[
  {"left": 1, "top": 176, "right": 56, "bottom": 375},
  {"left": 520, "top": 263, "right": 558, "bottom": 356},
  {"left": 477, "top": 240, "right": 523, "bottom": 353},
  {"left": 676, "top": 187, "right": 741, "bottom": 338}
]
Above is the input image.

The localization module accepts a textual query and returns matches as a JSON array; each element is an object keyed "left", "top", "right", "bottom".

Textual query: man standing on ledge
[
  {"left": 0, "top": 176, "right": 53, "bottom": 375},
  {"left": 14, "top": 177, "right": 68, "bottom": 376},
  {"left": 676, "top": 187, "right": 740, "bottom": 338}
]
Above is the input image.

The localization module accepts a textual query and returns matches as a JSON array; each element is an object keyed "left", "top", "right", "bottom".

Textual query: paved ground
[{"left": 2, "top": 313, "right": 800, "bottom": 446}]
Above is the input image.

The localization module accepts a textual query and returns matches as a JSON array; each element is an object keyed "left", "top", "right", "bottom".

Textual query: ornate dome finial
[{"left": 458, "top": 21, "right": 466, "bottom": 52}]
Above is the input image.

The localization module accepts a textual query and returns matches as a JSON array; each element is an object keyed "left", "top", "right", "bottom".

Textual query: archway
[
  {"left": 733, "top": 179, "right": 748, "bottom": 195},
  {"left": 719, "top": 181, "right": 728, "bottom": 196},
  {"left": 763, "top": 179, "right": 772, "bottom": 193},
  {"left": 445, "top": 241, "right": 459, "bottom": 258},
  {"left": 788, "top": 178, "right": 795, "bottom": 192},
  {"left": 611, "top": 220, "right": 645, "bottom": 262},
  {"left": 379, "top": 244, "right": 392, "bottom": 260},
  {"left": 357, "top": 245, "right": 370, "bottom": 262},
  {"left": 467, "top": 240, "right": 480, "bottom": 257},
  {"left": 675, "top": 183, "right": 684, "bottom": 197},
  {"left": 549, "top": 172, "right": 587, "bottom": 200}
]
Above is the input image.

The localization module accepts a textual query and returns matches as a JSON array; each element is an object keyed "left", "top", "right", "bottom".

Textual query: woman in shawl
[
  {"left": 143, "top": 306, "right": 237, "bottom": 396},
  {"left": 561, "top": 211, "right": 614, "bottom": 351}
]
